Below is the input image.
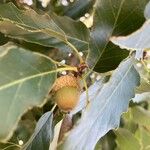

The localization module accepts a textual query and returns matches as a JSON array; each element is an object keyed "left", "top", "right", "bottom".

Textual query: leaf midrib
[
  {"left": 91, "top": 0, "right": 126, "bottom": 68},
  {"left": 0, "top": 70, "right": 56, "bottom": 91}
]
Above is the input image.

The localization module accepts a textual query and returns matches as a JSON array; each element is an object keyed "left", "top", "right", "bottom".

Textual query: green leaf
[
  {"left": 23, "top": 111, "right": 53, "bottom": 150},
  {"left": 95, "top": 132, "right": 116, "bottom": 150},
  {"left": 132, "top": 67, "right": 150, "bottom": 103},
  {"left": 89, "top": 42, "right": 129, "bottom": 72},
  {"left": 121, "top": 109, "right": 138, "bottom": 133},
  {"left": 136, "top": 78, "right": 150, "bottom": 94},
  {"left": 115, "top": 128, "right": 141, "bottom": 150},
  {"left": 63, "top": 57, "right": 140, "bottom": 150},
  {"left": 0, "top": 32, "right": 8, "bottom": 45},
  {"left": 0, "top": 43, "right": 57, "bottom": 142},
  {"left": 135, "top": 127, "right": 150, "bottom": 150},
  {"left": 131, "top": 106, "right": 150, "bottom": 126},
  {"left": 111, "top": 19, "right": 150, "bottom": 51},
  {"left": 87, "top": 0, "right": 149, "bottom": 72},
  {"left": 0, "top": 3, "right": 89, "bottom": 57}
]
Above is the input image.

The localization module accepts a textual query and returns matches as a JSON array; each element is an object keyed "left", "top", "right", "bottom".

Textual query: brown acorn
[{"left": 53, "top": 75, "right": 80, "bottom": 112}]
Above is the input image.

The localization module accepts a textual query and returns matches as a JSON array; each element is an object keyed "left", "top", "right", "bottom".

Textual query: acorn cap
[{"left": 53, "top": 75, "right": 79, "bottom": 92}]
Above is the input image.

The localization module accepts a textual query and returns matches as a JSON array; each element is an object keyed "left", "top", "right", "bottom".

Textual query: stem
[
  {"left": 141, "top": 59, "right": 150, "bottom": 73},
  {"left": 56, "top": 66, "right": 78, "bottom": 72},
  {"left": 82, "top": 68, "right": 93, "bottom": 79},
  {"left": 51, "top": 104, "right": 57, "bottom": 112},
  {"left": 66, "top": 41, "right": 84, "bottom": 64},
  {"left": 2, "top": 144, "right": 20, "bottom": 150}
]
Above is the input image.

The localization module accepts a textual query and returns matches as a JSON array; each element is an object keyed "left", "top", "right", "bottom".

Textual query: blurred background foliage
[{"left": 0, "top": 0, "right": 150, "bottom": 150}]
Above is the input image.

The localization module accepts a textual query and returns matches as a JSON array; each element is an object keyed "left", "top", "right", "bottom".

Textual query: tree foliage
[{"left": 0, "top": 0, "right": 150, "bottom": 150}]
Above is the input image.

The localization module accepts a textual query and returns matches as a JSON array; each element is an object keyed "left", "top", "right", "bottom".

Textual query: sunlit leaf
[
  {"left": 63, "top": 57, "right": 140, "bottom": 150},
  {"left": 111, "top": 19, "right": 150, "bottom": 51}
]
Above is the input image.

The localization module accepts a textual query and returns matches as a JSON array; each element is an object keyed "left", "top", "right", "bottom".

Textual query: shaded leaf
[
  {"left": 0, "top": 3, "right": 89, "bottom": 57},
  {"left": 95, "top": 131, "right": 116, "bottom": 150},
  {"left": 87, "top": 0, "right": 148, "bottom": 72},
  {"left": 0, "top": 32, "right": 8, "bottom": 45},
  {"left": 49, "top": 0, "right": 95, "bottom": 20},
  {"left": 0, "top": 142, "right": 20, "bottom": 150},
  {"left": 0, "top": 43, "right": 57, "bottom": 142},
  {"left": 23, "top": 111, "right": 53, "bottom": 150},
  {"left": 63, "top": 57, "right": 140, "bottom": 150},
  {"left": 89, "top": 42, "right": 128, "bottom": 72},
  {"left": 115, "top": 128, "right": 141, "bottom": 150}
]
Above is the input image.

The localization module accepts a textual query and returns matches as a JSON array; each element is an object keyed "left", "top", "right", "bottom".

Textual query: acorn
[{"left": 53, "top": 75, "right": 80, "bottom": 112}]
